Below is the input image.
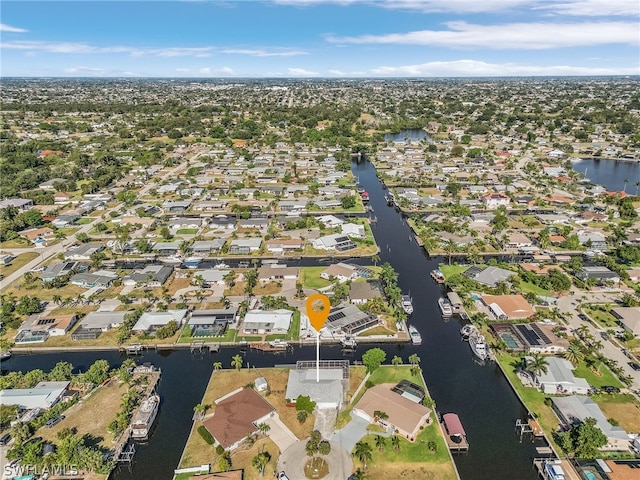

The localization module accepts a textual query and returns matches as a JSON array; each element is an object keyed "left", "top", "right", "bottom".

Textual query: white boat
[
  {"left": 131, "top": 394, "right": 160, "bottom": 440},
  {"left": 0, "top": 351, "right": 11, "bottom": 361},
  {"left": 400, "top": 295, "right": 414, "bottom": 315},
  {"left": 341, "top": 336, "right": 358, "bottom": 349},
  {"left": 459, "top": 324, "right": 477, "bottom": 339},
  {"left": 430, "top": 269, "right": 445, "bottom": 284},
  {"left": 214, "top": 262, "right": 230, "bottom": 269},
  {"left": 268, "top": 339, "right": 289, "bottom": 349},
  {"left": 182, "top": 256, "right": 202, "bottom": 268},
  {"left": 159, "top": 255, "right": 183, "bottom": 264},
  {"left": 408, "top": 325, "right": 422, "bottom": 345},
  {"left": 469, "top": 332, "right": 488, "bottom": 361},
  {"left": 438, "top": 297, "right": 453, "bottom": 316}
]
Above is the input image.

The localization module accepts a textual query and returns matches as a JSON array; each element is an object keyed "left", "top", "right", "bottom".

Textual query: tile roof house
[
  {"left": 482, "top": 294, "right": 535, "bottom": 319},
  {"left": 203, "top": 387, "right": 275, "bottom": 450},
  {"left": 354, "top": 384, "right": 432, "bottom": 439},
  {"left": 534, "top": 357, "right": 590, "bottom": 395},
  {"left": 132, "top": 310, "right": 188, "bottom": 334}
]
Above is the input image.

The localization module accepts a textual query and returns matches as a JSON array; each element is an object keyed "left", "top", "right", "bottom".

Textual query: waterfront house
[
  {"left": 190, "top": 239, "right": 226, "bottom": 254},
  {"left": 325, "top": 303, "right": 378, "bottom": 335},
  {"left": 320, "top": 263, "right": 358, "bottom": 283},
  {"left": 72, "top": 311, "right": 129, "bottom": 339},
  {"left": 40, "top": 261, "right": 89, "bottom": 282},
  {"left": 239, "top": 218, "right": 269, "bottom": 230},
  {"left": 131, "top": 309, "right": 188, "bottom": 334},
  {"left": 354, "top": 383, "right": 431, "bottom": 440},
  {"left": 552, "top": 396, "right": 630, "bottom": 451},
  {"left": 203, "top": 387, "right": 275, "bottom": 450},
  {"left": 312, "top": 233, "right": 356, "bottom": 252},
  {"left": 577, "top": 266, "right": 620, "bottom": 284},
  {"left": 0, "top": 381, "right": 70, "bottom": 410},
  {"left": 169, "top": 217, "right": 202, "bottom": 231},
  {"left": 19, "top": 314, "right": 78, "bottom": 338},
  {"left": 151, "top": 241, "right": 181, "bottom": 256},
  {"left": 534, "top": 357, "right": 590, "bottom": 395},
  {"left": 481, "top": 193, "right": 510, "bottom": 210},
  {"left": 188, "top": 308, "right": 237, "bottom": 337},
  {"left": 242, "top": 309, "right": 293, "bottom": 335},
  {"left": 341, "top": 223, "right": 366, "bottom": 239},
  {"left": 285, "top": 367, "right": 345, "bottom": 409},
  {"left": 257, "top": 265, "right": 299, "bottom": 283},
  {"left": 208, "top": 215, "right": 237, "bottom": 230},
  {"left": 196, "top": 269, "right": 230, "bottom": 287},
  {"left": 265, "top": 238, "right": 303, "bottom": 255},
  {"left": 349, "top": 281, "right": 383, "bottom": 305},
  {"left": 465, "top": 266, "right": 516, "bottom": 287},
  {"left": 228, "top": 238, "right": 262, "bottom": 254},
  {"left": 481, "top": 294, "right": 535, "bottom": 320},
  {"left": 317, "top": 215, "right": 345, "bottom": 228}
]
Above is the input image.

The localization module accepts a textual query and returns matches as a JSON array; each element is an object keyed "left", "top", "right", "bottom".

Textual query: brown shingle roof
[
  {"left": 482, "top": 294, "right": 535, "bottom": 319},
  {"left": 203, "top": 388, "right": 274, "bottom": 448}
]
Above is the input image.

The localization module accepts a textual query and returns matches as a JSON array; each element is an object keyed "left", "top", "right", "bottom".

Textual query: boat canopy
[{"left": 443, "top": 413, "right": 466, "bottom": 437}]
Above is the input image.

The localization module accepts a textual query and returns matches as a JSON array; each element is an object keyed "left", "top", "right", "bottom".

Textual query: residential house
[
  {"left": 19, "top": 314, "right": 78, "bottom": 338},
  {"left": 63, "top": 243, "right": 105, "bottom": 261},
  {"left": 312, "top": 233, "right": 356, "bottom": 252},
  {"left": 481, "top": 294, "right": 535, "bottom": 320},
  {"left": 196, "top": 269, "right": 230, "bottom": 287},
  {"left": 0, "top": 198, "right": 34, "bottom": 211},
  {"left": 577, "top": 266, "right": 620, "bottom": 284},
  {"left": 72, "top": 311, "right": 129, "bottom": 340},
  {"left": 188, "top": 308, "right": 237, "bottom": 337},
  {"left": 285, "top": 367, "right": 345, "bottom": 409},
  {"left": 325, "top": 303, "right": 378, "bottom": 335},
  {"left": 190, "top": 239, "right": 226, "bottom": 254},
  {"left": 257, "top": 265, "right": 299, "bottom": 283},
  {"left": 162, "top": 200, "right": 192, "bottom": 213},
  {"left": 0, "top": 381, "right": 70, "bottom": 410},
  {"left": 481, "top": 193, "right": 510, "bottom": 210},
  {"left": 265, "top": 238, "right": 303, "bottom": 255},
  {"left": 41, "top": 261, "right": 89, "bottom": 282},
  {"left": 151, "top": 241, "right": 181, "bottom": 256},
  {"left": 123, "top": 265, "right": 173, "bottom": 287},
  {"left": 239, "top": 218, "right": 269, "bottom": 230},
  {"left": 208, "top": 215, "right": 237, "bottom": 230},
  {"left": 465, "top": 266, "right": 516, "bottom": 287},
  {"left": 612, "top": 307, "right": 640, "bottom": 336},
  {"left": 349, "top": 281, "right": 383, "bottom": 305},
  {"left": 242, "top": 309, "right": 293, "bottom": 334},
  {"left": 534, "top": 357, "right": 590, "bottom": 395},
  {"left": 341, "top": 223, "right": 366, "bottom": 239},
  {"left": 316, "top": 215, "right": 345, "bottom": 228},
  {"left": 552, "top": 396, "right": 630, "bottom": 451},
  {"left": 228, "top": 238, "right": 262, "bottom": 254},
  {"left": 132, "top": 309, "right": 188, "bottom": 334},
  {"left": 70, "top": 270, "right": 118, "bottom": 288},
  {"left": 320, "top": 263, "right": 358, "bottom": 283},
  {"left": 169, "top": 217, "right": 202, "bottom": 231},
  {"left": 19, "top": 227, "right": 54, "bottom": 244}
]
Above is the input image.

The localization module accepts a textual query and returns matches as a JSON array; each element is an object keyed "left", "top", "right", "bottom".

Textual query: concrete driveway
[
  {"left": 264, "top": 414, "right": 298, "bottom": 452},
  {"left": 278, "top": 440, "right": 353, "bottom": 480},
  {"left": 331, "top": 412, "right": 371, "bottom": 452}
]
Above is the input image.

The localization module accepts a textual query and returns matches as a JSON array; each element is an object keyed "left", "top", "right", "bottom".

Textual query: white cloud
[
  {"left": 535, "top": 0, "right": 639, "bottom": 17},
  {"left": 287, "top": 67, "right": 319, "bottom": 76},
  {"left": 327, "top": 21, "right": 639, "bottom": 49},
  {"left": 368, "top": 59, "right": 640, "bottom": 76},
  {"left": 273, "top": 0, "right": 530, "bottom": 13},
  {"left": 221, "top": 48, "right": 307, "bottom": 57},
  {"left": 63, "top": 66, "right": 106, "bottom": 75},
  {"left": 328, "top": 69, "right": 346, "bottom": 75},
  {"left": 174, "top": 66, "right": 236, "bottom": 75},
  {"left": 0, "top": 23, "right": 28, "bottom": 33}
]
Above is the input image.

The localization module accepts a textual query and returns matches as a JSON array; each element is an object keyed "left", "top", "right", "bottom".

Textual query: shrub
[
  {"left": 216, "top": 444, "right": 225, "bottom": 455},
  {"left": 198, "top": 425, "right": 214, "bottom": 445}
]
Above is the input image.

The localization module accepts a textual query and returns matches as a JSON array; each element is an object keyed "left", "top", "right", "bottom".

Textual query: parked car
[
  {"left": 601, "top": 386, "right": 621, "bottom": 394},
  {"left": 628, "top": 362, "right": 640, "bottom": 372},
  {"left": 577, "top": 313, "right": 589, "bottom": 321},
  {"left": 0, "top": 432, "right": 11, "bottom": 445},
  {"left": 277, "top": 472, "right": 290, "bottom": 480},
  {"left": 45, "top": 415, "right": 65, "bottom": 428}
]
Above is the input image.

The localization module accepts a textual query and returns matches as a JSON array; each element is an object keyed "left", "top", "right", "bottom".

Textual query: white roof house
[
  {"left": 132, "top": 309, "right": 188, "bottom": 333},
  {"left": 316, "top": 215, "right": 344, "bottom": 227},
  {"left": 341, "top": 223, "right": 366, "bottom": 239},
  {"left": 242, "top": 309, "right": 293, "bottom": 334},
  {"left": 534, "top": 357, "right": 590, "bottom": 395},
  {"left": 552, "top": 395, "right": 630, "bottom": 451},
  {"left": 285, "top": 368, "right": 344, "bottom": 409},
  {"left": 0, "top": 381, "right": 70, "bottom": 410}
]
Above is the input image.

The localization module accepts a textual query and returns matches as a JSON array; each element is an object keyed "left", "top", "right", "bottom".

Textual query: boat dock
[
  {"left": 250, "top": 342, "right": 290, "bottom": 352},
  {"left": 189, "top": 340, "right": 221, "bottom": 353},
  {"left": 440, "top": 421, "right": 469, "bottom": 452},
  {"left": 440, "top": 413, "right": 469, "bottom": 452},
  {"left": 533, "top": 458, "right": 582, "bottom": 480}
]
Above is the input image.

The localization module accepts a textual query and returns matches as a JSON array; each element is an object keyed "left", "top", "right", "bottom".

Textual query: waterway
[
  {"left": 571, "top": 157, "right": 640, "bottom": 193},
  {"left": 384, "top": 128, "right": 432, "bottom": 143},
  {"left": 2, "top": 157, "right": 544, "bottom": 480}
]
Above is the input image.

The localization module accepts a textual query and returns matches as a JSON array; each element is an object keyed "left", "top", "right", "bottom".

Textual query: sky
[{"left": 1, "top": 0, "right": 639, "bottom": 77}]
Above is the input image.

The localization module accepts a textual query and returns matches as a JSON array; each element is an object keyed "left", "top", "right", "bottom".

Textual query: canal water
[
  {"left": 384, "top": 128, "right": 432, "bottom": 143},
  {"left": 2, "top": 158, "right": 544, "bottom": 480},
  {"left": 571, "top": 157, "right": 640, "bottom": 193}
]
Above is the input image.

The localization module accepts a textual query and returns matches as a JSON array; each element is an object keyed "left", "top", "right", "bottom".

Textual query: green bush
[
  {"left": 198, "top": 425, "right": 214, "bottom": 445},
  {"left": 216, "top": 444, "right": 225, "bottom": 455}
]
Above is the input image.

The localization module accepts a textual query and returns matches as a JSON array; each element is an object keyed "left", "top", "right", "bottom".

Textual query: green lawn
[
  {"left": 0, "top": 252, "right": 39, "bottom": 278},
  {"left": 438, "top": 264, "right": 470, "bottom": 279},
  {"left": 176, "top": 228, "right": 199, "bottom": 235},
  {"left": 572, "top": 363, "right": 623, "bottom": 388},
  {"left": 178, "top": 328, "right": 238, "bottom": 344},
  {"left": 300, "top": 266, "right": 332, "bottom": 289},
  {"left": 583, "top": 307, "right": 619, "bottom": 329},
  {"left": 520, "top": 281, "right": 552, "bottom": 297},
  {"left": 76, "top": 217, "right": 94, "bottom": 225}
]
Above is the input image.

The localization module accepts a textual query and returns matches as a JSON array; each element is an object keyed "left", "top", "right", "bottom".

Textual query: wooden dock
[
  {"left": 439, "top": 421, "right": 469, "bottom": 452},
  {"left": 250, "top": 342, "right": 290, "bottom": 352}
]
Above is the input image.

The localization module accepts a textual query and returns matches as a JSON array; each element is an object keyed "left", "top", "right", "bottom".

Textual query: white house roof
[
  {"left": 132, "top": 309, "right": 188, "bottom": 331},
  {"left": 0, "top": 381, "right": 69, "bottom": 410},
  {"left": 552, "top": 395, "right": 628, "bottom": 441},
  {"left": 243, "top": 309, "right": 293, "bottom": 331},
  {"left": 285, "top": 368, "right": 344, "bottom": 406},
  {"left": 535, "top": 357, "right": 590, "bottom": 390}
]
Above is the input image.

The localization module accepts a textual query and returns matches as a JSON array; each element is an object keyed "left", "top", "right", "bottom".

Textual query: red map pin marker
[{"left": 306, "top": 293, "right": 330, "bottom": 332}]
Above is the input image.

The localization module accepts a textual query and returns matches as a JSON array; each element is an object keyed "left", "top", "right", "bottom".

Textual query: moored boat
[
  {"left": 469, "top": 332, "right": 489, "bottom": 361},
  {"left": 131, "top": 393, "right": 160, "bottom": 440},
  {"left": 159, "top": 255, "right": 183, "bottom": 265},
  {"left": 400, "top": 294, "right": 414, "bottom": 315},
  {"left": 0, "top": 351, "right": 11, "bottom": 361},
  {"left": 182, "top": 256, "right": 203, "bottom": 268},
  {"left": 341, "top": 336, "right": 357, "bottom": 349},
  {"left": 460, "top": 324, "right": 477, "bottom": 339},
  {"left": 438, "top": 297, "right": 453, "bottom": 316},
  {"left": 408, "top": 325, "right": 422, "bottom": 345},
  {"left": 430, "top": 269, "right": 445, "bottom": 284},
  {"left": 268, "top": 339, "right": 289, "bottom": 349}
]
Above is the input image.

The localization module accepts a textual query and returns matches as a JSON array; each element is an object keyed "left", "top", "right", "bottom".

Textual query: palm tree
[
  {"left": 257, "top": 422, "right": 270, "bottom": 437},
  {"left": 231, "top": 354, "right": 243, "bottom": 371},
  {"left": 193, "top": 403, "right": 207, "bottom": 421},
  {"left": 374, "top": 435, "right": 386, "bottom": 452},
  {"left": 526, "top": 354, "right": 549, "bottom": 377},
  {"left": 213, "top": 361, "right": 223, "bottom": 371},
  {"left": 252, "top": 452, "right": 270, "bottom": 477},
  {"left": 371, "top": 254, "right": 380, "bottom": 266},
  {"left": 408, "top": 353, "right": 421, "bottom": 366},
  {"left": 391, "top": 355, "right": 403, "bottom": 368},
  {"left": 564, "top": 341, "right": 584, "bottom": 365},
  {"left": 353, "top": 441, "right": 373, "bottom": 470},
  {"left": 391, "top": 435, "right": 401, "bottom": 451}
]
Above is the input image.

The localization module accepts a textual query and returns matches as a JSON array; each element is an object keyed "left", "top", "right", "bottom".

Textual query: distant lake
[
  {"left": 571, "top": 158, "right": 640, "bottom": 193},
  {"left": 384, "top": 128, "right": 432, "bottom": 143}
]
